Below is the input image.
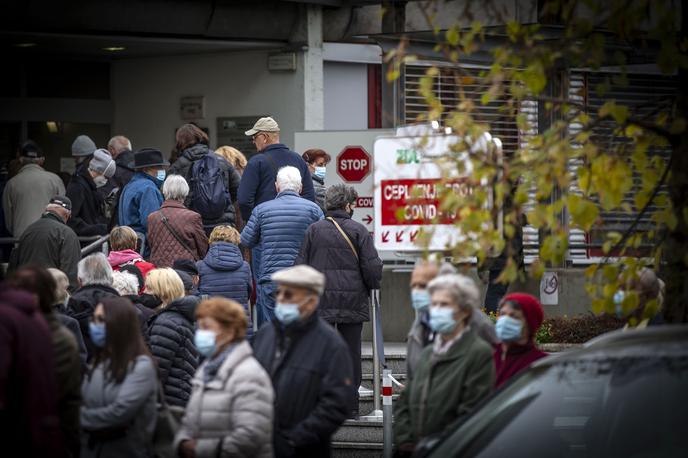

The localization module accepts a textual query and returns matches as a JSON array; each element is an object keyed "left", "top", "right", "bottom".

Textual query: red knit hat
[{"left": 502, "top": 293, "right": 544, "bottom": 338}]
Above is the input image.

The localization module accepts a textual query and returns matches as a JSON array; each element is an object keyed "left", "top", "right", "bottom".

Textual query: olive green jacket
[{"left": 394, "top": 327, "right": 495, "bottom": 446}]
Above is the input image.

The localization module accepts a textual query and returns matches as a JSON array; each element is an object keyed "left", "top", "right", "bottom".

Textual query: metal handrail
[
  {"left": 0, "top": 235, "right": 109, "bottom": 258},
  {"left": 80, "top": 235, "right": 110, "bottom": 257}
]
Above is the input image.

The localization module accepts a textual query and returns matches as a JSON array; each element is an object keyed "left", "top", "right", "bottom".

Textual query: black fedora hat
[{"left": 129, "top": 148, "right": 170, "bottom": 169}]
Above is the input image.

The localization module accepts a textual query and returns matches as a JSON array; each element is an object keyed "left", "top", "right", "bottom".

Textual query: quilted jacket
[
  {"left": 197, "top": 242, "right": 252, "bottom": 309},
  {"left": 240, "top": 190, "right": 323, "bottom": 283},
  {"left": 147, "top": 200, "right": 209, "bottom": 268},
  {"left": 146, "top": 295, "right": 200, "bottom": 407}
]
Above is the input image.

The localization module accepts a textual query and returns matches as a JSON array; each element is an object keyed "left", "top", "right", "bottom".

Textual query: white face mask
[{"left": 93, "top": 175, "right": 108, "bottom": 188}]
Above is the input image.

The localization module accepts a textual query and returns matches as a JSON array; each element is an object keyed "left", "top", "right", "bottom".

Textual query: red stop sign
[{"left": 337, "top": 146, "right": 371, "bottom": 183}]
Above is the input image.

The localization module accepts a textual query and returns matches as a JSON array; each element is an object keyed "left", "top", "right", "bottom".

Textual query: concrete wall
[
  {"left": 111, "top": 50, "right": 307, "bottom": 156},
  {"left": 323, "top": 62, "right": 368, "bottom": 131}
]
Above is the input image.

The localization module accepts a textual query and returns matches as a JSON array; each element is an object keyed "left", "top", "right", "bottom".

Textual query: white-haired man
[
  {"left": 241, "top": 166, "right": 323, "bottom": 327},
  {"left": 66, "top": 252, "right": 120, "bottom": 357},
  {"left": 8, "top": 195, "right": 80, "bottom": 288}
]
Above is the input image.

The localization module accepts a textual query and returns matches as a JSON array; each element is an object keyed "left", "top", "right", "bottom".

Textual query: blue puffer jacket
[
  {"left": 118, "top": 172, "right": 163, "bottom": 236},
  {"left": 197, "top": 242, "right": 252, "bottom": 309},
  {"left": 241, "top": 191, "right": 323, "bottom": 283}
]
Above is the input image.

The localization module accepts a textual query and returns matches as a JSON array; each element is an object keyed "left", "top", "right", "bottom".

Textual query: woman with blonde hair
[
  {"left": 144, "top": 268, "right": 199, "bottom": 406},
  {"left": 215, "top": 146, "right": 248, "bottom": 176},
  {"left": 197, "top": 225, "right": 253, "bottom": 339},
  {"left": 175, "top": 298, "right": 273, "bottom": 458}
]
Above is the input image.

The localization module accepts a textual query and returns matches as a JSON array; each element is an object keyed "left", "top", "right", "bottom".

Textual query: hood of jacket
[
  {"left": 108, "top": 249, "right": 144, "bottom": 267},
  {"left": 162, "top": 295, "right": 199, "bottom": 322},
  {"left": 182, "top": 144, "right": 211, "bottom": 162},
  {"left": 203, "top": 242, "right": 244, "bottom": 271}
]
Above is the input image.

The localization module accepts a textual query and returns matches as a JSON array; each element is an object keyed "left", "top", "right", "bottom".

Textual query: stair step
[
  {"left": 361, "top": 373, "right": 406, "bottom": 394},
  {"left": 332, "top": 441, "right": 383, "bottom": 458},
  {"left": 332, "top": 419, "right": 383, "bottom": 443},
  {"left": 358, "top": 393, "right": 400, "bottom": 417},
  {"left": 361, "top": 355, "right": 407, "bottom": 374}
]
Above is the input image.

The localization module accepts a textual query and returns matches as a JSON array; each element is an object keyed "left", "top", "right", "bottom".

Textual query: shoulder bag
[
  {"left": 159, "top": 211, "right": 198, "bottom": 260},
  {"left": 327, "top": 217, "right": 359, "bottom": 260}
]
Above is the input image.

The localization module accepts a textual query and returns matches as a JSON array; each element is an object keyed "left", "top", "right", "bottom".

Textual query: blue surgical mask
[
  {"left": 156, "top": 170, "right": 166, "bottom": 183},
  {"left": 411, "top": 289, "right": 431, "bottom": 312},
  {"left": 429, "top": 306, "right": 457, "bottom": 334},
  {"left": 275, "top": 303, "right": 301, "bottom": 326},
  {"left": 613, "top": 290, "right": 625, "bottom": 316},
  {"left": 89, "top": 322, "right": 106, "bottom": 348},
  {"left": 194, "top": 329, "right": 217, "bottom": 357},
  {"left": 314, "top": 166, "right": 326, "bottom": 180},
  {"left": 495, "top": 315, "right": 523, "bottom": 343}
]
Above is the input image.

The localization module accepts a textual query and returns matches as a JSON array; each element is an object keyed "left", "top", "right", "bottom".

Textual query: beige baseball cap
[{"left": 245, "top": 116, "right": 280, "bottom": 136}]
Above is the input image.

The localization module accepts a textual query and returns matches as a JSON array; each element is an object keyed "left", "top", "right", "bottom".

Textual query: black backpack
[{"left": 187, "top": 154, "right": 230, "bottom": 220}]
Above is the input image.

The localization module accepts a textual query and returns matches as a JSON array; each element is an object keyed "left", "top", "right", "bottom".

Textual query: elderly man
[
  {"left": 3, "top": 140, "right": 65, "bottom": 237},
  {"left": 406, "top": 260, "right": 498, "bottom": 379},
  {"left": 66, "top": 252, "right": 119, "bottom": 356},
  {"left": 66, "top": 148, "right": 116, "bottom": 236},
  {"left": 8, "top": 196, "right": 81, "bottom": 289},
  {"left": 107, "top": 135, "right": 135, "bottom": 187},
  {"left": 253, "top": 264, "right": 354, "bottom": 458},
  {"left": 241, "top": 166, "right": 323, "bottom": 327},
  {"left": 615, "top": 267, "right": 666, "bottom": 328},
  {"left": 118, "top": 148, "right": 167, "bottom": 252}
]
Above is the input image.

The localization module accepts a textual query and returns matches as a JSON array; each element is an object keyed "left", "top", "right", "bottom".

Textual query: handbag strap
[
  {"left": 159, "top": 210, "right": 197, "bottom": 259},
  {"left": 327, "top": 217, "right": 358, "bottom": 260}
]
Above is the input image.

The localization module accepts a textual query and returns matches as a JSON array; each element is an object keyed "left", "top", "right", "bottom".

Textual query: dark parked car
[{"left": 419, "top": 325, "right": 688, "bottom": 458}]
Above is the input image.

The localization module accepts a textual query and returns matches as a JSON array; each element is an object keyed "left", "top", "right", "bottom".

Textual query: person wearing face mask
[
  {"left": 614, "top": 267, "right": 666, "bottom": 328},
  {"left": 295, "top": 184, "right": 382, "bottom": 417},
  {"left": 80, "top": 297, "right": 158, "bottom": 458},
  {"left": 118, "top": 148, "right": 167, "bottom": 256},
  {"left": 175, "top": 298, "right": 274, "bottom": 458},
  {"left": 493, "top": 293, "right": 547, "bottom": 388},
  {"left": 394, "top": 274, "right": 495, "bottom": 457},
  {"left": 66, "top": 148, "right": 116, "bottom": 236},
  {"left": 302, "top": 149, "right": 331, "bottom": 212},
  {"left": 252, "top": 265, "right": 354, "bottom": 458}
]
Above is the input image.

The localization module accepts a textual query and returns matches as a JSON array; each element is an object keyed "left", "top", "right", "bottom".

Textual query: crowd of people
[{"left": 0, "top": 115, "right": 665, "bottom": 458}]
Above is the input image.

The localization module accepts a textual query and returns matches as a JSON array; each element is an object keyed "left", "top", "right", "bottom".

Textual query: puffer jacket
[
  {"left": 312, "top": 173, "right": 326, "bottom": 211},
  {"left": 66, "top": 167, "right": 109, "bottom": 236},
  {"left": 147, "top": 200, "right": 208, "bottom": 267},
  {"left": 118, "top": 172, "right": 163, "bottom": 237},
  {"left": 173, "top": 341, "right": 274, "bottom": 458},
  {"left": 295, "top": 209, "right": 382, "bottom": 324},
  {"left": 197, "top": 242, "right": 252, "bottom": 308},
  {"left": 146, "top": 295, "right": 200, "bottom": 407},
  {"left": 66, "top": 284, "right": 120, "bottom": 357},
  {"left": 168, "top": 144, "right": 240, "bottom": 228},
  {"left": 240, "top": 190, "right": 323, "bottom": 283}
]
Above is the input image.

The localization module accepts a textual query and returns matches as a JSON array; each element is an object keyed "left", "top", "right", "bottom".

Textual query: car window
[{"left": 430, "top": 356, "right": 688, "bottom": 458}]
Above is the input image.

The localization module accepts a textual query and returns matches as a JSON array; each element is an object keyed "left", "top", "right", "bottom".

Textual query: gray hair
[
  {"left": 48, "top": 268, "right": 70, "bottom": 303},
  {"left": 77, "top": 253, "right": 113, "bottom": 287},
  {"left": 107, "top": 135, "right": 132, "bottom": 154},
  {"left": 276, "top": 166, "right": 302, "bottom": 192},
  {"left": 427, "top": 273, "right": 480, "bottom": 311},
  {"left": 162, "top": 174, "right": 190, "bottom": 201},
  {"left": 112, "top": 271, "right": 140, "bottom": 296},
  {"left": 19, "top": 156, "right": 44, "bottom": 166},
  {"left": 325, "top": 184, "right": 358, "bottom": 211}
]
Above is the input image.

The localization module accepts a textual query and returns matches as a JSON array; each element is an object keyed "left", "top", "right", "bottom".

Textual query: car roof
[{"left": 531, "top": 324, "right": 688, "bottom": 368}]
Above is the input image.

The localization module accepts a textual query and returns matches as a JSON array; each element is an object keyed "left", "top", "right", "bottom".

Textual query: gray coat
[
  {"left": 3, "top": 163, "right": 65, "bottom": 237},
  {"left": 80, "top": 355, "right": 158, "bottom": 458},
  {"left": 174, "top": 340, "right": 274, "bottom": 458}
]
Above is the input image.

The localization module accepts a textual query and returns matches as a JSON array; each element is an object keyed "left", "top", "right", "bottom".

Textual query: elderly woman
[
  {"left": 107, "top": 225, "right": 156, "bottom": 288},
  {"left": 302, "top": 148, "right": 331, "bottom": 211},
  {"left": 493, "top": 293, "right": 547, "bottom": 388},
  {"left": 80, "top": 297, "right": 157, "bottom": 458},
  {"left": 394, "top": 274, "right": 495, "bottom": 455},
  {"left": 144, "top": 268, "right": 200, "bottom": 407},
  {"left": 147, "top": 174, "right": 208, "bottom": 268},
  {"left": 197, "top": 225, "right": 253, "bottom": 338},
  {"left": 174, "top": 298, "right": 274, "bottom": 458},
  {"left": 296, "top": 183, "right": 382, "bottom": 417},
  {"left": 215, "top": 145, "right": 248, "bottom": 176}
]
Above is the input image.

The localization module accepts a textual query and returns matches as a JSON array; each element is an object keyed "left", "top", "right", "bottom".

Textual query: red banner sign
[{"left": 380, "top": 178, "right": 472, "bottom": 226}]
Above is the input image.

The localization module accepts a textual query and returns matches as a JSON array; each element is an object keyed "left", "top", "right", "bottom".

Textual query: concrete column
[{"left": 302, "top": 5, "right": 324, "bottom": 131}]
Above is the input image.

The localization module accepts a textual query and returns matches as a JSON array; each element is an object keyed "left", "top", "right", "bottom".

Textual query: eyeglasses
[{"left": 252, "top": 133, "right": 264, "bottom": 143}]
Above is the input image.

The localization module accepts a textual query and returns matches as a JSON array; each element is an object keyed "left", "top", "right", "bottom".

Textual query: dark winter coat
[
  {"left": 394, "top": 328, "right": 495, "bottom": 446},
  {"left": 312, "top": 173, "right": 326, "bottom": 211},
  {"left": 493, "top": 343, "right": 547, "bottom": 388},
  {"left": 296, "top": 210, "right": 382, "bottom": 324},
  {"left": 8, "top": 211, "right": 81, "bottom": 289},
  {"left": 66, "top": 166, "right": 109, "bottom": 236},
  {"left": 147, "top": 200, "right": 209, "bottom": 268},
  {"left": 253, "top": 312, "right": 354, "bottom": 458},
  {"left": 66, "top": 284, "right": 120, "bottom": 357},
  {"left": 0, "top": 289, "right": 63, "bottom": 457},
  {"left": 237, "top": 143, "right": 316, "bottom": 222},
  {"left": 146, "top": 295, "right": 200, "bottom": 407},
  {"left": 240, "top": 190, "right": 323, "bottom": 283},
  {"left": 54, "top": 305, "right": 88, "bottom": 368},
  {"left": 197, "top": 242, "right": 252, "bottom": 309},
  {"left": 168, "top": 144, "right": 240, "bottom": 228},
  {"left": 114, "top": 150, "right": 135, "bottom": 189}
]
